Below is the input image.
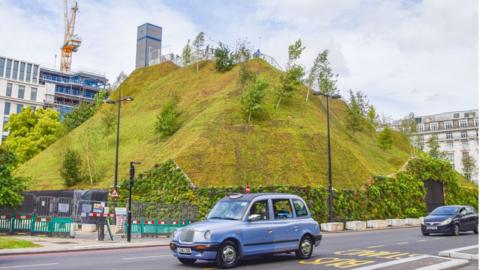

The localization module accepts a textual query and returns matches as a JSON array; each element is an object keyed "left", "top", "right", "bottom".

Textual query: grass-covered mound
[{"left": 16, "top": 59, "right": 412, "bottom": 190}]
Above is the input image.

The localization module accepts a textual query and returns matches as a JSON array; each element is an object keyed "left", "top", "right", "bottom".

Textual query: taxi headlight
[
  {"left": 172, "top": 229, "right": 179, "bottom": 239},
  {"left": 439, "top": 218, "right": 452, "bottom": 226},
  {"left": 204, "top": 230, "right": 211, "bottom": 240}
]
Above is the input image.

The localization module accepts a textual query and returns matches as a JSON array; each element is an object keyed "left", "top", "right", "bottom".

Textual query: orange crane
[{"left": 60, "top": 0, "right": 81, "bottom": 73}]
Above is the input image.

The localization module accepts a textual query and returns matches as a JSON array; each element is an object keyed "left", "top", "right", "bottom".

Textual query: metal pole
[
  {"left": 113, "top": 98, "right": 121, "bottom": 193},
  {"left": 127, "top": 162, "right": 134, "bottom": 243},
  {"left": 326, "top": 95, "right": 334, "bottom": 222}
]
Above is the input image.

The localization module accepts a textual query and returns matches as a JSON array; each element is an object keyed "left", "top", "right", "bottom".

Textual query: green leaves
[
  {"left": 62, "top": 102, "right": 96, "bottom": 133},
  {"left": 182, "top": 39, "right": 192, "bottom": 66},
  {"left": 155, "top": 95, "right": 180, "bottom": 137},
  {"left": 317, "top": 50, "right": 338, "bottom": 96},
  {"left": 276, "top": 39, "right": 305, "bottom": 109},
  {"left": 241, "top": 77, "right": 268, "bottom": 123},
  {"left": 214, "top": 43, "right": 235, "bottom": 72},
  {"left": 3, "top": 107, "right": 60, "bottom": 164},
  {"left": 60, "top": 148, "right": 83, "bottom": 187},
  {"left": 378, "top": 126, "right": 394, "bottom": 151}
]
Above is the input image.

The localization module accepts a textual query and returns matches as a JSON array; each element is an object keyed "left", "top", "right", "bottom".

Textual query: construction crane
[{"left": 60, "top": 0, "right": 81, "bottom": 73}]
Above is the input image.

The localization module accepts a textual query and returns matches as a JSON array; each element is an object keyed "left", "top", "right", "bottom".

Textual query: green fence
[
  {"left": 126, "top": 219, "right": 191, "bottom": 237},
  {"left": 0, "top": 214, "right": 73, "bottom": 236}
]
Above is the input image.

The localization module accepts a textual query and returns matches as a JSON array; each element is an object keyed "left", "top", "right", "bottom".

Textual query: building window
[
  {"left": 32, "top": 65, "right": 38, "bottom": 82},
  {"left": 5, "top": 59, "right": 12, "bottom": 78},
  {"left": 6, "top": 83, "right": 12, "bottom": 97},
  {"left": 4, "top": 102, "right": 11, "bottom": 115},
  {"left": 474, "top": 119, "right": 478, "bottom": 127},
  {"left": 16, "top": 104, "right": 23, "bottom": 114},
  {"left": 12, "top": 61, "right": 18, "bottom": 80},
  {"left": 423, "top": 123, "right": 429, "bottom": 131},
  {"left": 446, "top": 132, "right": 453, "bottom": 139},
  {"left": 0, "top": 58, "right": 5, "bottom": 77},
  {"left": 447, "top": 152, "right": 454, "bottom": 163},
  {"left": 30, "top": 87, "right": 37, "bottom": 101},
  {"left": 454, "top": 113, "right": 460, "bottom": 118},
  {"left": 430, "top": 122, "right": 438, "bottom": 131},
  {"left": 26, "top": 64, "right": 32, "bottom": 82},
  {"left": 18, "top": 85, "right": 25, "bottom": 99},
  {"left": 445, "top": 121, "right": 453, "bottom": 129},
  {"left": 19, "top": 62, "right": 25, "bottom": 81},
  {"left": 447, "top": 140, "right": 453, "bottom": 148},
  {"left": 462, "top": 139, "right": 469, "bottom": 147},
  {"left": 461, "top": 131, "right": 468, "bottom": 138},
  {"left": 417, "top": 124, "right": 423, "bottom": 132},
  {"left": 459, "top": 120, "right": 467, "bottom": 128}
]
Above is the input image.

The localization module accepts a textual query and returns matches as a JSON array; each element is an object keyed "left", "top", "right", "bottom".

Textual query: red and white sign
[
  {"left": 110, "top": 189, "right": 118, "bottom": 199},
  {"left": 245, "top": 183, "right": 251, "bottom": 193}
]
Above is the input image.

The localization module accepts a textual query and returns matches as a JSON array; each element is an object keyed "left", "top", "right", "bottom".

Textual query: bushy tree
[
  {"left": 426, "top": 134, "right": 445, "bottom": 159},
  {"left": 182, "top": 40, "right": 192, "bottom": 66},
  {"left": 62, "top": 102, "right": 96, "bottom": 132},
  {"left": 233, "top": 39, "right": 251, "bottom": 63},
  {"left": 238, "top": 62, "right": 255, "bottom": 90},
  {"left": 378, "top": 126, "right": 394, "bottom": 150},
  {"left": 462, "top": 152, "right": 476, "bottom": 181},
  {"left": 317, "top": 50, "right": 338, "bottom": 96},
  {"left": 94, "top": 90, "right": 108, "bottom": 107},
  {"left": 155, "top": 95, "right": 180, "bottom": 138},
  {"left": 346, "top": 90, "right": 365, "bottom": 134},
  {"left": 214, "top": 43, "right": 235, "bottom": 72},
  {"left": 275, "top": 39, "right": 305, "bottom": 109},
  {"left": 0, "top": 147, "right": 27, "bottom": 207},
  {"left": 399, "top": 113, "right": 417, "bottom": 136},
  {"left": 241, "top": 77, "right": 268, "bottom": 123},
  {"left": 101, "top": 108, "right": 117, "bottom": 136},
  {"left": 3, "top": 108, "right": 60, "bottom": 163},
  {"left": 60, "top": 148, "right": 83, "bottom": 187},
  {"left": 305, "top": 53, "right": 322, "bottom": 102},
  {"left": 367, "top": 105, "right": 379, "bottom": 130}
]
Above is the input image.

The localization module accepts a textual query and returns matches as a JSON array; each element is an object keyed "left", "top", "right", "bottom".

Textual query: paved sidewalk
[{"left": 0, "top": 233, "right": 170, "bottom": 256}]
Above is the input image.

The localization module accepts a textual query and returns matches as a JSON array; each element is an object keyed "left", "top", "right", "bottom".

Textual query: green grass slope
[{"left": 16, "top": 59, "right": 412, "bottom": 190}]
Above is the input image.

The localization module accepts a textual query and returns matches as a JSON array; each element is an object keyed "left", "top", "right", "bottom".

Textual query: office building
[
  {"left": 0, "top": 56, "right": 54, "bottom": 143},
  {"left": 395, "top": 110, "right": 479, "bottom": 183},
  {"left": 136, "top": 23, "right": 162, "bottom": 69}
]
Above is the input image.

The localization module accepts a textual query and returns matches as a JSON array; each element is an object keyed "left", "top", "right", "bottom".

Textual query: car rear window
[
  {"left": 273, "top": 199, "right": 293, "bottom": 219},
  {"left": 293, "top": 199, "right": 308, "bottom": 217}
]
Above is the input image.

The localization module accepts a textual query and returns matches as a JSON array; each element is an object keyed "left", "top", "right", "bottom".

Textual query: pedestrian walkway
[
  {"left": 439, "top": 245, "right": 478, "bottom": 260},
  {"left": 0, "top": 234, "right": 170, "bottom": 256}
]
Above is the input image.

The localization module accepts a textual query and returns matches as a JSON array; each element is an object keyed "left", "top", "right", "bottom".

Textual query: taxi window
[
  {"left": 293, "top": 199, "right": 308, "bottom": 217},
  {"left": 249, "top": 200, "right": 269, "bottom": 221},
  {"left": 273, "top": 199, "right": 293, "bottom": 219}
]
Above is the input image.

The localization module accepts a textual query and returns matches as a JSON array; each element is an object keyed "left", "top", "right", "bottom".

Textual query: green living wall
[{"left": 119, "top": 155, "right": 478, "bottom": 223}]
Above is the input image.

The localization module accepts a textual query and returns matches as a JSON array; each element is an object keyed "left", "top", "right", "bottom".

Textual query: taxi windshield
[{"left": 207, "top": 200, "right": 249, "bottom": 221}]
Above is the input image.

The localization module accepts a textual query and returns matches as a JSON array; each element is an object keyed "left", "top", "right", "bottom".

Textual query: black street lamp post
[
  {"left": 313, "top": 92, "right": 341, "bottom": 222},
  {"left": 127, "top": 161, "right": 141, "bottom": 243},
  {"left": 104, "top": 96, "right": 134, "bottom": 196}
]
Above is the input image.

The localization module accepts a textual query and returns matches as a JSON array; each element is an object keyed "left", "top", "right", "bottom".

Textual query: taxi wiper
[{"left": 209, "top": 216, "right": 238, "bottom": 220}]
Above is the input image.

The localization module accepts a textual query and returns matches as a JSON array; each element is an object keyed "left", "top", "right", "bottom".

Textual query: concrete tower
[{"left": 135, "top": 23, "right": 162, "bottom": 69}]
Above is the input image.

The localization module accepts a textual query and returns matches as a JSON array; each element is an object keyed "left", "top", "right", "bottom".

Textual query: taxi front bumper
[{"left": 170, "top": 241, "right": 220, "bottom": 261}]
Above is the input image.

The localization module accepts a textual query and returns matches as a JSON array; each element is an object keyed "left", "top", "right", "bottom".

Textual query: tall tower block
[{"left": 136, "top": 23, "right": 162, "bottom": 69}]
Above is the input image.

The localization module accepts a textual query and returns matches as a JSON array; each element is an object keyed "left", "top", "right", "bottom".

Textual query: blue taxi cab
[{"left": 170, "top": 193, "right": 321, "bottom": 268}]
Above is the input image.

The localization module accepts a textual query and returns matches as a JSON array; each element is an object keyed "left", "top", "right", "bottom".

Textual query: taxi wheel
[
  {"left": 178, "top": 258, "right": 196, "bottom": 265},
  {"left": 216, "top": 240, "right": 239, "bottom": 269},
  {"left": 296, "top": 235, "right": 313, "bottom": 259}
]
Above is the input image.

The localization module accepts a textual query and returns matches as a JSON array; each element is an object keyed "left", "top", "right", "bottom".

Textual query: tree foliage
[
  {"left": 275, "top": 39, "right": 305, "bottom": 109},
  {"left": 155, "top": 95, "right": 180, "bottom": 138},
  {"left": 317, "top": 50, "right": 338, "bottom": 96},
  {"left": 462, "top": 152, "right": 476, "bottom": 181},
  {"left": 241, "top": 77, "right": 268, "bottom": 123},
  {"left": 378, "top": 126, "right": 394, "bottom": 150},
  {"left": 426, "top": 134, "right": 445, "bottom": 159},
  {"left": 182, "top": 40, "right": 192, "bottom": 66},
  {"left": 193, "top": 32, "right": 205, "bottom": 72},
  {"left": 62, "top": 102, "right": 96, "bottom": 132},
  {"left": 346, "top": 90, "right": 365, "bottom": 133},
  {"left": 214, "top": 43, "right": 235, "bottom": 72},
  {"left": 0, "top": 147, "right": 27, "bottom": 207},
  {"left": 3, "top": 108, "right": 60, "bottom": 164},
  {"left": 60, "top": 148, "right": 83, "bottom": 187}
]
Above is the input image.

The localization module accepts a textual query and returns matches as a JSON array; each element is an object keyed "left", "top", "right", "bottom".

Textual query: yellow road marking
[
  {"left": 367, "top": 245, "right": 384, "bottom": 249},
  {"left": 335, "top": 249, "right": 414, "bottom": 260},
  {"left": 300, "top": 257, "right": 375, "bottom": 268}
]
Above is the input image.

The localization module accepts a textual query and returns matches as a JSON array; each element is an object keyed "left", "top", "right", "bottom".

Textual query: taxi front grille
[{"left": 179, "top": 230, "right": 194, "bottom": 242}]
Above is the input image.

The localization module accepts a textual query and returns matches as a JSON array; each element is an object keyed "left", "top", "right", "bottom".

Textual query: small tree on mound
[
  {"left": 427, "top": 134, "right": 445, "bottom": 159},
  {"left": 214, "top": 43, "right": 234, "bottom": 72},
  {"left": 155, "top": 95, "right": 180, "bottom": 139},
  {"left": 182, "top": 40, "right": 192, "bottom": 66},
  {"left": 275, "top": 39, "right": 305, "bottom": 109},
  {"left": 60, "top": 148, "right": 83, "bottom": 187},
  {"left": 241, "top": 77, "right": 268, "bottom": 123},
  {"left": 378, "top": 126, "right": 393, "bottom": 150}
]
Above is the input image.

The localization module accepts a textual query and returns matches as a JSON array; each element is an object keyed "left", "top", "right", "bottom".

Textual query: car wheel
[
  {"left": 452, "top": 224, "right": 460, "bottom": 236},
  {"left": 178, "top": 258, "right": 196, "bottom": 265},
  {"left": 216, "top": 240, "right": 239, "bottom": 269},
  {"left": 295, "top": 235, "right": 314, "bottom": 259},
  {"left": 422, "top": 231, "right": 429, "bottom": 236}
]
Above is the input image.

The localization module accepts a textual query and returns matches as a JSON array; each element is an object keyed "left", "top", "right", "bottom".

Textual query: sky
[{"left": 0, "top": 0, "right": 477, "bottom": 119}]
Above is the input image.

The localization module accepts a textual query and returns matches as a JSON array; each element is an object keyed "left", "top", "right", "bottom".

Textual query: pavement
[{"left": 0, "top": 227, "right": 478, "bottom": 269}]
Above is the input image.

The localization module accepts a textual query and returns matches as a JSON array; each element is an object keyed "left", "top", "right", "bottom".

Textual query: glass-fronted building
[{"left": 39, "top": 67, "right": 107, "bottom": 117}]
